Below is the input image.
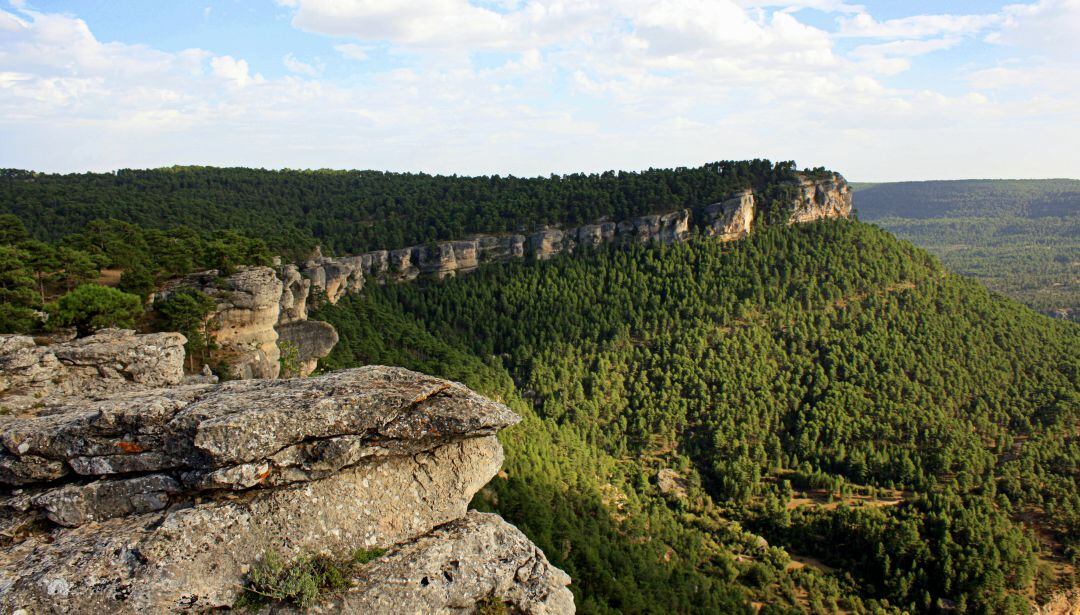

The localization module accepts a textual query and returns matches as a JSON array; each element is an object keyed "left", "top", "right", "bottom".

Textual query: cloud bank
[{"left": 0, "top": 0, "right": 1077, "bottom": 180}]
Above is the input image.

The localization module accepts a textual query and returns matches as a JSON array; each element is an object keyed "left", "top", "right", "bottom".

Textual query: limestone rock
[
  {"left": 528, "top": 229, "right": 565, "bottom": 260},
  {"left": 278, "top": 264, "right": 311, "bottom": 325},
  {"left": 291, "top": 512, "right": 574, "bottom": 615},
  {"left": 787, "top": 173, "right": 853, "bottom": 224},
  {"left": 0, "top": 366, "right": 518, "bottom": 487},
  {"left": 275, "top": 320, "right": 339, "bottom": 377},
  {"left": 161, "top": 267, "right": 284, "bottom": 379},
  {"left": 704, "top": 189, "right": 755, "bottom": 241},
  {"left": 0, "top": 438, "right": 506, "bottom": 612},
  {"left": 206, "top": 267, "right": 284, "bottom": 379},
  {"left": 0, "top": 329, "right": 186, "bottom": 412},
  {"left": 0, "top": 366, "right": 567, "bottom": 614}
]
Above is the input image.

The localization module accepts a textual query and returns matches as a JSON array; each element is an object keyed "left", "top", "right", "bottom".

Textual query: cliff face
[
  {"left": 787, "top": 174, "right": 853, "bottom": 223},
  {"left": 182, "top": 173, "right": 850, "bottom": 380},
  {"left": 301, "top": 173, "right": 850, "bottom": 290},
  {"left": 0, "top": 366, "right": 574, "bottom": 613}
]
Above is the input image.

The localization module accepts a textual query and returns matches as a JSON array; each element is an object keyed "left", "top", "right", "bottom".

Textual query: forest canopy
[
  {"left": 1, "top": 160, "right": 803, "bottom": 257},
  {"left": 317, "top": 220, "right": 1079, "bottom": 614}
]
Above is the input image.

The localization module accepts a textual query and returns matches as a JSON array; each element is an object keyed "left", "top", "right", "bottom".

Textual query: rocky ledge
[
  {"left": 0, "top": 329, "right": 186, "bottom": 413},
  {"left": 0, "top": 366, "right": 573, "bottom": 613}
]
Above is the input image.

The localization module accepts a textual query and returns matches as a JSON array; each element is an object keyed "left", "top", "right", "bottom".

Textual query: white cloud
[
  {"left": 850, "top": 37, "right": 960, "bottom": 74},
  {"left": 736, "top": 0, "right": 864, "bottom": 13},
  {"left": 838, "top": 11, "right": 1001, "bottom": 38},
  {"left": 283, "top": 53, "right": 321, "bottom": 76},
  {"left": 990, "top": 0, "right": 1080, "bottom": 52},
  {"left": 210, "top": 55, "right": 259, "bottom": 86},
  {"left": 334, "top": 43, "right": 369, "bottom": 61},
  {"left": 0, "top": 2, "right": 1078, "bottom": 181}
]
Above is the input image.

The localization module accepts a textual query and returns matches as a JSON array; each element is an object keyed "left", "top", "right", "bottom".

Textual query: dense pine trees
[
  {"left": 1, "top": 161, "right": 800, "bottom": 256},
  {"left": 317, "top": 220, "right": 1079, "bottom": 613}
]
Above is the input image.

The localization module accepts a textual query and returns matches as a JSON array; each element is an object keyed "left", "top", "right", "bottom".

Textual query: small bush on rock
[{"left": 235, "top": 547, "right": 387, "bottom": 610}]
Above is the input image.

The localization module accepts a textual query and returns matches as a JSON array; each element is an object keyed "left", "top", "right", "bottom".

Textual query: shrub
[
  {"left": 46, "top": 284, "right": 142, "bottom": 335},
  {"left": 235, "top": 547, "right": 387, "bottom": 610}
]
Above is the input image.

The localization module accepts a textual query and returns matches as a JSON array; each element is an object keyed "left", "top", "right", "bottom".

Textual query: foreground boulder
[
  {"left": 0, "top": 366, "right": 573, "bottom": 613},
  {"left": 0, "top": 329, "right": 186, "bottom": 413}
]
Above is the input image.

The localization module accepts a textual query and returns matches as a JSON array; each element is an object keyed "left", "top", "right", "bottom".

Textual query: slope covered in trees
[
  {"left": 853, "top": 180, "right": 1079, "bottom": 321},
  {"left": 316, "top": 220, "right": 1079, "bottom": 614},
  {"left": 1, "top": 161, "right": 802, "bottom": 257}
]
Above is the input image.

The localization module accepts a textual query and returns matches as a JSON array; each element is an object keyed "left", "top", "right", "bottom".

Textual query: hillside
[
  {"left": 853, "top": 180, "right": 1080, "bottom": 320},
  {"left": 315, "top": 220, "right": 1079, "bottom": 614},
  {"left": 0, "top": 161, "right": 803, "bottom": 259}
]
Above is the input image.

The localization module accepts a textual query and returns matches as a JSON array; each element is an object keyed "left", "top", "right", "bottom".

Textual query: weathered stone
[
  {"left": 277, "top": 264, "right": 311, "bottom": 325},
  {"left": 656, "top": 468, "right": 688, "bottom": 499},
  {"left": 158, "top": 267, "right": 284, "bottom": 380},
  {"left": 0, "top": 452, "right": 68, "bottom": 485},
  {"left": 0, "top": 329, "right": 186, "bottom": 412},
  {"left": 389, "top": 248, "right": 419, "bottom": 281},
  {"left": 0, "top": 367, "right": 518, "bottom": 488},
  {"left": 289, "top": 512, "right": 575, "bottom": 615},
  {"left": 30, "top": 474, "right": 180, "bottom": 527},
  {"left": 0, "top": 359, "right": 572, "bottom": 613},
  {"left": 206, "top": 267, "right": 284, "bottom": 379},
  {"left": 0, "top": 437, "right": 506, "bottom": 613},
  {"left": 275, "top": 320, "right": 339, "bottom": 377},
  {"left": 788, "top": 173, "right": 853, "bottom": 224},
  {"left": 529, "top": 229, "right": 565, "bottom": 260},
  {"left": 704, "top": 189, "right": 755, "bottom": 241}
]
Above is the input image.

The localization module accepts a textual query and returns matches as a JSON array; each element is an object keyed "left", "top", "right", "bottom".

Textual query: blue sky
[{"left": 1, "top": 0, "right": 1078, "bottom": 180}]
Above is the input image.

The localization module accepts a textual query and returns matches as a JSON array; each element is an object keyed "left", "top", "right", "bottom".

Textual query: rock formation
[
  {"left": 287, "top": 511, "right": 574, "bottom": 614},
  {"left": 704, "top": 189, "right": 755, "bottom": 241},
  {"left": 0, "top": 366, "right": 574, "bottom": 613},
  {"left": 299, "top": 173, "right": 849, "bottom": 293},
  {"left": 276, "top": 319, "right": 339, "bottom": 377},
  {"left": 158, "top": 267, "right": 284, "bottom": 380},
  {"left": 0, "top": 329, "right": 186, "bottom": 412},
  {"left": 787, "top": 173, "right": 853, "bottom": 224},
  {"left": 158, "top": 173, "right": 851, "bottom": 381}
]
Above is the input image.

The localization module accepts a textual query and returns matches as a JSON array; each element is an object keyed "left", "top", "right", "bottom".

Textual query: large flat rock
[{"left": 0, "top": 437, "right": 504, "bottom": 612}]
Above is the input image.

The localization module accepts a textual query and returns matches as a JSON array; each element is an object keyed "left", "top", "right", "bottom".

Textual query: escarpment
[
  {"left": 164, "top": 173, "right": 849, "bottom": 381},
  {"left": 299, "top": 173, "right": 848, "bottom": 287},
  {"left": 0, "top": 366, "right": 574, "bottom": 613}
]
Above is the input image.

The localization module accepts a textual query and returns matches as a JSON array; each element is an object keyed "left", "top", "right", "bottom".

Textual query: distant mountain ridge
[{"left": 852, "top": 179, "right": 1079, "bottom": 320}]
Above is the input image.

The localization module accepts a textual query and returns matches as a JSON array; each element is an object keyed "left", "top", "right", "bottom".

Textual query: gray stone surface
[
  {"left": 275, "top": 320, "right": 339, "bottom": 377},
  {"left": 704, "top": 189, "right": 755, "bottom": 241},
  {"left": 0, "top": 437, "right": 506, "bottom": 612},
  {"left": 0, "top": 329, "right": 186, "bottom": 412},
  {"left": 0, "top": 366, "right": 518, "bottom": 491},
  {"left": 286, "top": 511, "right": 574, "bottom": 615},
  {"left": 0, "top": 365, "right": 570, "bottom": 613}
]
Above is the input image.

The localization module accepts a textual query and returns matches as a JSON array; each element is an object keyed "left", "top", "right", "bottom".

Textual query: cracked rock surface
[
  {"left": 279, "top": 512, "right": 575, "bottom": 615},
  {"left": 0, "top": 328, "right": 186, "bottom": 413},
  {"left": 0, "top": 366, "right": 571, "bottom": 614}
]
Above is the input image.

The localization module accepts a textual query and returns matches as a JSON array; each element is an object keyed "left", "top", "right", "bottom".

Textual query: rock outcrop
[
  {"left": 276, "top": 320, "right": 339, "bottom": 377},
  {"left": 787, "top": 174, "right": 853, "bottom": 224},
  {"left": 288, "top": 511, "right": 574, "bottom": 615},
  {"left": 0, "top": 329, "right": 186, "bottom": 412},
  {"left": 704, "top": 189, "right": 755, "bottom": 241},
  {"left": 298, "top": 173, "right": 848, "bottom": 295},
  {"left": 0, "top": 366, "right": 573, "bottom": 614},
  {"left": 160, "top": 267, "right": 284, "bottom": 380}
]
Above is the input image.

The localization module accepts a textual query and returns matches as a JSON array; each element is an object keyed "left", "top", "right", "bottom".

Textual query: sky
[{"left": 0, "top": 0, "right": 1078, "bottom": 180}]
